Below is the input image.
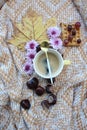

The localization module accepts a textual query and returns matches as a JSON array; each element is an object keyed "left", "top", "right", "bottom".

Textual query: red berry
[
  {"left": 67, "top": 25, "right": 72, "bottom": 31},
  {"left": 75, "top": 22, "right": 81, "bottom": 30},
  {"left": 68, "top": 35, "right": 73, "bottom": 42},
  {"left": 72, "top": 29, "right": 76, "bottom": 35},
  {"left": 63, "top": 39, "right": 69, "bottom": 45},
  {"left": 77, "top": 39, "right": 81, "bottom": 44}
]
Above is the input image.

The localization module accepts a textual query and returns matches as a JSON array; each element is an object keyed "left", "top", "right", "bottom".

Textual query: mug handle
[{"left": 64, "top": 60, "right": 71, "bottom": 65}]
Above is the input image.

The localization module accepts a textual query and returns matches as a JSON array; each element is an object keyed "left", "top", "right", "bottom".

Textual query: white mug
[{"left": 33, "top": 49, "right": 71, "bottom": 79}]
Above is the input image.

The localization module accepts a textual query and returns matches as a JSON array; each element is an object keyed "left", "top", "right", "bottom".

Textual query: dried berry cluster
[{"left": 63, "top": 22, "right": 81, "bottom": 46}]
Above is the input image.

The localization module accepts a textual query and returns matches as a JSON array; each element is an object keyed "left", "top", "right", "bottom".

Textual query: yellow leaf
[
  {"left": 45, "top": 18, "right": 57, "bottom": 28},
  {"left": 36, "top": 18, "right": 56, "bottom": 42},
  {"left": 8, "top": 32, "right": 29, "bottom": 46},
  {"left": 8, "top": 13, "right": 56, "bottom": 51}
]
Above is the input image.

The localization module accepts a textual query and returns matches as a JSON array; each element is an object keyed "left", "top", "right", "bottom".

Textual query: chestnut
[
  {"left": 48, "top": 94, "right": 57, "bottom": 105},
  {"left": 36, "top": 86, "right": 45, "bottom": 96},
  {"left": 26, "top": 77, "right": 39, "bottom": 90},
  {"left": 20, "top": 99, "right": 31, "bottom": 110}
]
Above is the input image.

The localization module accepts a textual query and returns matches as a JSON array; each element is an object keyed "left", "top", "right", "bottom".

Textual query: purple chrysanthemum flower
[
  {"left": 26, "top": 50, "right": 36, "bottom": 60},
  {"left": 23, "top": 61, "right": 33, "bottom": 75},
  {"left": 50, "top": 38, "right": 63, "bottom": 50},
  {"left": 25, "top": 40, "right": 38, "bottom": 51},
  {"left": 47, "top": 27, "right": 61, "bottom": 38}
]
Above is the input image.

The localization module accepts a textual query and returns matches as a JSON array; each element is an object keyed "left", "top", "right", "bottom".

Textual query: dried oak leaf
[{"left": 7, "top": 15, "right": 56, "bottom": 51}]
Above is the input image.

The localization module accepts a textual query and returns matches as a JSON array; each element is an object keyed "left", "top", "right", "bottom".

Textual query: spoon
[{"left": 41, "top": 47, "right": 53, "bottom": 85}]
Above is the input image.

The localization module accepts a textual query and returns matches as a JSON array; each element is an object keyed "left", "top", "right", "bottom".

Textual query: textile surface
[
  {"left": 0, "top": 0, "right": 87, "bottom": 130},
  {"left": 72, "top": 0, "right": 87, "bottom": 29},
  {"left": 0, "top": 0, "right": 8, "bottom": 9}
]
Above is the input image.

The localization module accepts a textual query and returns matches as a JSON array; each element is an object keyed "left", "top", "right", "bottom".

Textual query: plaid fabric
[{"left": 0, "top": 0, "right": 87, "bottom": 129}]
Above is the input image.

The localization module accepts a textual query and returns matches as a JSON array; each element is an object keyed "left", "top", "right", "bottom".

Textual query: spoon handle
[{"left": 45, "top": 52, "right": 53, "bottom": 85}]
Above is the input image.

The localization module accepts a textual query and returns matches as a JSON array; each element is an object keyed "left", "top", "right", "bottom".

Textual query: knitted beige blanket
[{"left": 0, "top": 0, "right": 87, "bottom": 130}]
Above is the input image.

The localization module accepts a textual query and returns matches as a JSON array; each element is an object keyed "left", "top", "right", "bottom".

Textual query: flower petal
[
  {"left": 26, "top": 50, "right": 36, "bottom": 61},
  {"left": 50, "top": 38, "right": 63, "bottom": 50},
  {"left": 25, "top": 40, "right": 39, "bottom": 51},
  {"left": 47, "top": 27, "right": 61, "bottom": 38},
  {"left": 23, "top": 61, "right": 33, "bottom": 75}
]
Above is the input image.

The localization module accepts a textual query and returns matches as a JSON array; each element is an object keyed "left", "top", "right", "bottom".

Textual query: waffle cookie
[{"left": 60, "top": 22, "right": 81, "bottom": 46}]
